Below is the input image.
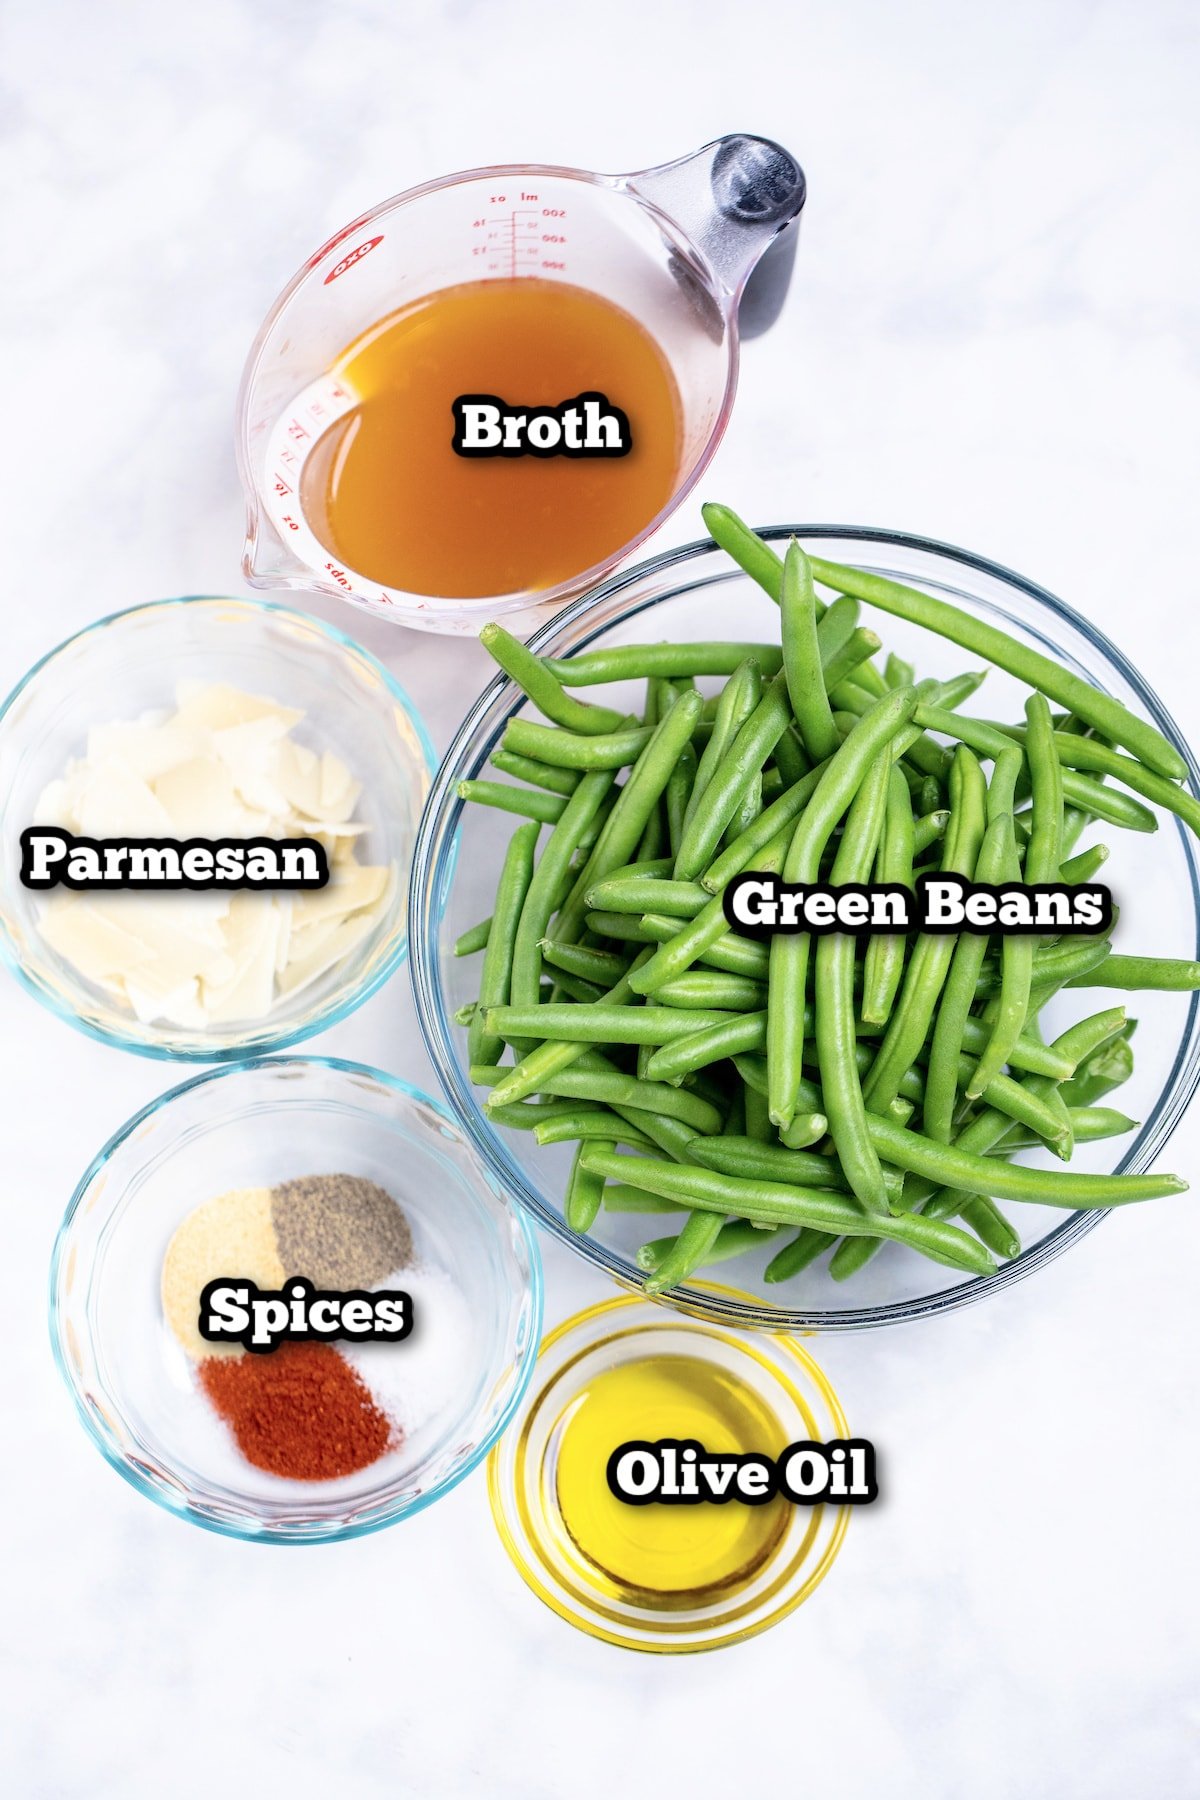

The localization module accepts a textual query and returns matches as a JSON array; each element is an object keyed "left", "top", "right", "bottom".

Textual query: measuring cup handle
[{"left": 625, "top": 136, "right": 806, "bottom": 305}]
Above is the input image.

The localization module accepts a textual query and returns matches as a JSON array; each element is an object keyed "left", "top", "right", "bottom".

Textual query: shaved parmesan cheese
[
  {"left": 39, "top": 900, "right": 156, "bottom": 983},
  {"left": 74, "top": 763, "right": 176, "bottom": 839},
  {"left": 32, "top": 682, "right": 396, "bottom": 1032}
]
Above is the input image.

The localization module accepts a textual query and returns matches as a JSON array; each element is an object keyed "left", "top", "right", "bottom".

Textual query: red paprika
[{"left": 199, "top": 1341, "right": 394, "bottom": 1480}]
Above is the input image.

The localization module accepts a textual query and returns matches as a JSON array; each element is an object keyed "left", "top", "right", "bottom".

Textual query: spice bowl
[
  {"left": 410, "top": 527, "right": 1200, "bottom": 1332},
  {"left": 488, "top": 1291, "right": 851, "bottom": 1652},
  {"left": 50, "top": 1057, "right": 542, "bottom": 1543},
  {"left": 0, "top": 596, "right": 436, "bottom": 1060}
]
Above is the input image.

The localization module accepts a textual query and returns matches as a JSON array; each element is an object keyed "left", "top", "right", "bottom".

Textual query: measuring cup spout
[
  {"left": 242, "top": 506, "right": 311, "bottom": 593},
  {"left": 625, "top": 136, "right": 806, "bottom": 306}
]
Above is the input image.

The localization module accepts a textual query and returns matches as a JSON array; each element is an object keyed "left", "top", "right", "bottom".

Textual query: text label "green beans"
[{"left": 724, "top": 873, "right": 1112, "bottom": 936}]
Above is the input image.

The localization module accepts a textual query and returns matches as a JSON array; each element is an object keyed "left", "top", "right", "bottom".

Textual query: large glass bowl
[
  {"left": 409, "top": 528, "right": 1200, "bottom": 1331},
  {"left": 50, "top": 1057, "right": 542, "bottom": 1542},
  {"left": 0, "top": 596, "right": 436, "bottom": 1060}
]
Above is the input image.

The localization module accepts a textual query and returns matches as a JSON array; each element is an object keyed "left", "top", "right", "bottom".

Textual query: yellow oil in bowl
[
  {"left": 488, "top": 1293, "right": 852, "bottom": 1654},
  {"left": 550, "top": 1355, "right": 789, "bottom": 1607}
]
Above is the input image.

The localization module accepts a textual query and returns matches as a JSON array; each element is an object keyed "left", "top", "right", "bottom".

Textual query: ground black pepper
[{"left": 270, "top": 1173, "right": 414, "bottom": 1289}]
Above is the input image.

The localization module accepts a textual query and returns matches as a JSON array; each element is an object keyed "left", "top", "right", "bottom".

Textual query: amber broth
[{"left": 301, "top": 278, "right": 682, "bottom": 600}]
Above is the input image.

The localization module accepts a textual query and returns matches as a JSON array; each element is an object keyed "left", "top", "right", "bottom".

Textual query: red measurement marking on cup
[
  {"left": 471, "top": 195, "right": 566, "bottom": 279},
  {"left": 324, "top": 235, "right": 384, "bottom": 284}
]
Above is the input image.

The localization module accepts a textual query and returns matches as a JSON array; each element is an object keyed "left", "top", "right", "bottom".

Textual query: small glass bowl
[
  {"left": 0, "top": 596, "right": 436, "bottom": 1060},
  {"left": 488, "top": 1291, "right": 851, "bottom": 1652},
  {"left": 50, "top": 1057, "right": 542, "bottom": 1543},
  {"left": 410, "top": 528, "right": 1200, "bottom": 1331}
]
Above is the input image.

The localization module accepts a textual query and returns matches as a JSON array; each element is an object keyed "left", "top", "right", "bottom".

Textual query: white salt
[{"left": 345, "top": 1263, "right": 477, "bottom": 1438}]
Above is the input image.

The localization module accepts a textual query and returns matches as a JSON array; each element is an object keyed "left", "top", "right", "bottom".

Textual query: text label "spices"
[{"left": 199, "top": 1276, "right": 413, "bottom": 1354}]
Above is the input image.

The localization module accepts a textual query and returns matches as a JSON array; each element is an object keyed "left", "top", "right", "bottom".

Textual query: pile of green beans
[{"left": 452, "top": 510, "right": 1193, "bottom": 1294}]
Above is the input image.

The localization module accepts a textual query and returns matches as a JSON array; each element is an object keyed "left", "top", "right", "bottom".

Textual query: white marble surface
[{"left": 3, "top": 1, "right": 1200, "bottom": 1794}]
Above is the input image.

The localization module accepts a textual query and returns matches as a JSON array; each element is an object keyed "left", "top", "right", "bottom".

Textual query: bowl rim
[
  {"left": 48, "top": 1053, "right": 545, "bottom": 1544},
  {"left": 0, "top": 594, "right": 439, "bottom": 1062},
  {"left": 409, "top": 523, "right": 1200, "bottom": 1331}
]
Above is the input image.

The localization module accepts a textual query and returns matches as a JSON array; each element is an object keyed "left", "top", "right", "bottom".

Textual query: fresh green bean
[
  {"left": 701, "top": 763, "right": 828, "bottom": 894},
  {"left": 833, "top": 680, "right": 952, "bottom": 781},
  {"left": 782, "top": 539, "right": 840, "bottom": 761},
  {"left": 798, "top": 549, "right": 1187, "bottom": 780},
  {"left": 598, "top": 858, "right": 674, "bottom": 882},
  {"left": 912, "top": 809, "right": 950, "bottom": 854},
  {"left": 958, "top": 1198, "right": 1021, "bottom": 1261},
  {"left": 585, "top": 876, "right": 708, "bottom": 917},
  {"left": 632, "top": 826, "right": 793, "bottom": 996},
  {"left": 538, "top": 939, "right": 629, "bottom": 987},
  {"left": 549, "top": 969, "right": 606, "bottom": 1004},
  {"left": 503, "top": 717, "right": 652, "bottom": 770},
  {"left": 913, "top": 707, "right": 1159, "bottom": 831},
  {"left": 578, "top": 1148, "right": 996, "bottom": 1275},
  {"left": 768, "top": 685, "right": 921, "bottom": 1125},
  {"left": 456, "top": 779, "right": 567, "bottom": 826},
  {"left": 936, "top": 670, "right": 989, "bottom": 711},
  {"left": 644, "top": 1011, "right": 770, "bottom": 1080},
  {"left": 822, "top": 626, "right": 883, "bottom": 694},
  {"left": 542, "top": 642, "right": 784, "bottom": 686},
  {"left": 487, "top": 1003, "right": 738, "bottom": 1045},
  {"left": 765, "top": 1228, "right": 837, "bottom": 1281},
  {"left": 1059, "top": 843, "right": 1109, "bottom": 883},
  {"left": 1065, "top": 954, "right": 1200, "bottom": 991},
  {"left": 816, "top": 757, "right": 892, "bottom": 1213},
  {"left": 489, "top": 750, "right": 581, "bottom": 797},
  {"left": 863, "top": 747, "right": 987, "bottom": 1119},
  {"left": 565, "top": 1140, "right": 609, "bottom": 1233},
  {"left": 506, "top": 1062, "right": 721, "bottom": 1133},
  {"left": 708, "top": 501, "right": 1186, "bottom": 776},
  {"left": 484, "top": 1098, "right": 587, "bottom": 1130},
  {"left": 534, "top": 1110, "right": 657, "bottom": 1148},
  {"left": 602, "top": 1184, "right": 686, "bottom": 1213},
  {"left": 481, "top": 623, "right": 628, "bottom": 733},
  {"left": 996, "top": 1106, "right": 1138, "bottom": 1152},
  {"left": 558, "top": 690, "right": 705, "bottom": 940},
  {"left": 772, "top": 722, "right": 810, "bottom": 790},
  {"left": 460, "top": 504, "right": 1189, "bottom": 1287},
  {"left": 469, "top": 821, "right": 539, "bottom": 1067},
  {"left": 1023, "top": 694, "right": 1064, "bottom": 886},
  {"left": 966, "top": 814, "right": 1033, "bottom": 1099},
  {"left": 683, "top": 658, "right": 761, "bottom": 832},
  {"left": 744, "top": 1083, "right": 773, "bottom": 1145},
  {"left": 454, "top": 915, "right": 492, "bottom": 957},
  {"left": 588, "top": 910, "right": 771, "bottom": 979},
  {"left": 508, "top": 767, "right": 616, "bottom": 1018},
  {"left": 861, "top": 764, "right": 915, "bottom": 1026},
  {"left": 993, "top": 723, "right": 1200, "bottom": 841},
  {"left": 655, "top": 973, "right": 767, "bottom": 1011},
  {"left": 781, "top": 1112, "right": 829, "bottom": 1149},
  {"left": 975, "top": 936, "right": 1113, "bottom": 995},
  {"left": 692, "top": 1137, "right": 905, "bottom": 1204},
  {"left": 665, "top": 740, "right": 697, "bottom": 857},
  {"left": 816, "top": 593, "right": 861, "bottom": 660},
  {"left": 1060, "top": 1026, "right": 1135, "bottom": 1106},
  {"left": 640, "top": 1218, "right": 778, "bottom": 1289},
  {"left": 924, "top": 752, "right": 1022, "bottom": 1140},
  {"left": 673, "top": 670, "right": 793, "bottom": 880},
  {"left": 863, "top": 1113, "right": 1182, "bottom": 1205},
  {"left": 488, "top": 950, "right": 653, "bottom": 1106}
]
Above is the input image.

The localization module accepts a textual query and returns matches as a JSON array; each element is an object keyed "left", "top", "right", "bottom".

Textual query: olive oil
[
  {"left": 550, "top": 1353, "right": 789, "bottom": 1606},
  {"left": 301, "top": 278, "right": 681, "bottom": 600}
]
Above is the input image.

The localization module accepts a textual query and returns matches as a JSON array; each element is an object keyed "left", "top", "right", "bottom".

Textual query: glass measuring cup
[{"left": 236, "top": 136, "right": 805, "bottom": 635}]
